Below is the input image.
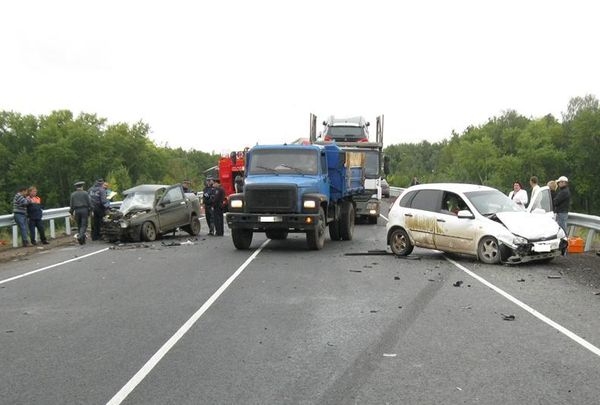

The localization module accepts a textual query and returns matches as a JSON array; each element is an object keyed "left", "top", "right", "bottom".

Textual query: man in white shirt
[
  {"left": 508, "top": 181, "right": 528, "bottom": 208},
  {"left": 529, "top": 176, "right": 540, "bottom": 207}
]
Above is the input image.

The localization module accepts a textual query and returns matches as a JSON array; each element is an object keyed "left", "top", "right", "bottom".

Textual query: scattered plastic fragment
[
  {"left": 456, "top": 387, "right": 463, "bottom": 391},
  {"left": 517, "top": 278, "right": 525, "bottom": 282},
  {"left": 394, "top": 276, "right": 400, "bottom": 280},
  {"left": 428, "top": 279, "right": 436, "bottom": 282},
  {"left": 180, "top": 240, "right": 195, "bottom": 246},
  {"left": 501, "top": 313, "right": 515, "bottom": 321},
  {"left": 383, "top": 353, "right": 397, "bottom": 357},
  {"left": 593, "top": 292, "right": 600, "bottom": 296},
  {"left": 5, "top": 330, "right": 14, "bottom": 333},
  {"left": 461, "top": 305, "right": 472, "bottom": 310},
  {"left": 547, "top": 275, "right": 562, "bottom": 279},
  {"left": 349, "top": 270, "right": 362, "bottom": 273},
  {"left": 453, "top": 281, "right": 463, "bottom": 287},
  {"left": 161, "top": 241, "right": 181, "bottom": 247},
  {"left": 370, "top": 310, "right": 378, "bottom": 313}
]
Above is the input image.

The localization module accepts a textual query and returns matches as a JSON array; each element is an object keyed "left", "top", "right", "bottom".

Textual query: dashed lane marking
[
  {"left": 106, "top": 239, "right": 271, "bottom": 405},
  {"left": 0, "top": 248, "right": 110, "bottom": 286}
]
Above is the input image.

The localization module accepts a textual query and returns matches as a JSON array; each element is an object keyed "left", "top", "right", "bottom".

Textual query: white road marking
[
  {"left": 0, "top": 248, "right": 110, "bottom": 286},
  {"left": 379, "top": 214, "right": 388, "bottom": 221},
  {"left": 445, "top": 256, "right": 600, "bottom": 358},
  {"left": 106, "top": 239, "right": 271, "bottom": 405}
]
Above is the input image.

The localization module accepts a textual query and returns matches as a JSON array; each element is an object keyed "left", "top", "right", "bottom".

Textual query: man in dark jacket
[
  {"left": 89, "top": 178, "right": 110, "bottom": 241},
  {"left": 13, "top": 186, "right": 30, "bottom": 247},
  {"left": 553, "top": 175, "right": 571, "bottom": 235},
  {"left": 26, "top": 186, "right": 48, "bottom": 245},
  {"left": 212, "top": 179, "right": 225, "bottom": 236},
  {"left": 71, "top": 181, "right": 92, "bottom": 245},
  {"left": 202, "top": 178, "right": 215, "bottom": 235}
]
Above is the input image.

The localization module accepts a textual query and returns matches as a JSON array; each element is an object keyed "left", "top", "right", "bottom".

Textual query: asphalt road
[{"left": 1, "top": 203, "right": 599, "bottom": 404}]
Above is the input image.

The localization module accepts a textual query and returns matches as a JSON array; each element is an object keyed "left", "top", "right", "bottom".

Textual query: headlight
[
  {"left": 367, "top": 202, "right": 378, "bottom": 210},
  {"left": 119, "top": 221, "right": 129, "bottom": 228},
  {"left": 513, "top": 236, "right": 528, "bottom": 245},
  {"left": 230, "top": 199, "right": 243, "bottom": 209},
  {"left": 303, "top": 200, "right": 316, "bottom": 209}
]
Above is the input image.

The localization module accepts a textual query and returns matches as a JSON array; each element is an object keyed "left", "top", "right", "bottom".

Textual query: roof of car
[
  {"left": 406, "top": 183, "right": 497, "bottom": 193},
  {"left": 123, "top": 184, "right": 169, "bottom": 195}
]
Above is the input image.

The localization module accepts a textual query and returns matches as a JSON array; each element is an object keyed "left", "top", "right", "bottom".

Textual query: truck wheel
[
  {"left": 307, "top": 207, "right": 326, "bottom": 250},
  {"left": 390, "top": 228, "right": 413, "bottom": 256},
  {"left": 368, "top": 215, "right": 378, "bottom": 225},
  {"left": 183, "top": 215, "right": 201, "bottom": 236},
  {"left": 232, "top": 229, "right": 253, "bottom": 249},
  {"left": 328, "top": 218, "right": 341, "bottom": 241},
  {"left": 340, "top": 201, "right": 355, "bottom": 241},
  {"left": 141, "top": 221, "right": 157, "bottom": 242},
  {"left": 266, "top": 230, "right": 288, "bottom": 240}
]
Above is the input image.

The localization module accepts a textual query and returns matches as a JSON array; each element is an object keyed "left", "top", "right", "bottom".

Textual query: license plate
[
  {"left": 533, "top": 242, "right": 552, "bottom": 252},
  {"left": 259, "top": 216, "right": 282, "bottom": 223}
]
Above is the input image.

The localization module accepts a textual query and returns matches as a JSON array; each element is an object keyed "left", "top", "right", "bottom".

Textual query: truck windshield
[
  {"left": 326, "top": 126, "right": 366, "bottom": 140},
  {"left": 364, "top": 151, "right": 380, "bottom": 178},
  {"left": 249, "top": 149, "right": 318, "bottom": 175}
]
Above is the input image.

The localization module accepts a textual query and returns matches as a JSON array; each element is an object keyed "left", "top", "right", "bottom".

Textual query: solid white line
[
  {"left": 379, "top": 214, "right": 388, "bottom": 221},
  {"left": 445, "top": 256, "right": 600, "bottom": 358},
  {"left": 0, "top": 248, "right": 110, "bottom": 286},
  {"left": 106, "top": 239, "right": 271, "bottom": 405}
]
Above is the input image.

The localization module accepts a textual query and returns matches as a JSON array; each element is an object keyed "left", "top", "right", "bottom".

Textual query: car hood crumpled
[{"left": 495, "top": 211, "right": 561, "bottom": 240}]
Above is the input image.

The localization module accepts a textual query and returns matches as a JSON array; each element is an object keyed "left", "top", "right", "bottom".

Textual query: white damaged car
[{"left": 386, "top": 183, "right": 568, "bottom": 264}]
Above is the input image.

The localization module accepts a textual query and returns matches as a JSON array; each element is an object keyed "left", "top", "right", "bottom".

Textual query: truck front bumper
[{"left": 226, "top": 212, "right": 319, "bottom": 232}]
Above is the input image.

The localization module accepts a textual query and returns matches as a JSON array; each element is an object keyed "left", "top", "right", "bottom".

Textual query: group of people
[
  {"left": 201, "top": 177, "right": 225, "bottom": 236},
  {"left": 12, "top": 185, "right": 49, "bottom": 247},
  {"left": 69, "top": 179, "right": 111, "bottom": 245},
  {"left": 509, "top": 175, "right": 571, "bottom": 234}
]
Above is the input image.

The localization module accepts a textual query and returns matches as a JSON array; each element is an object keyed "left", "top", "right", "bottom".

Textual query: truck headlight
[
  {"left": 230, "top": 199, "right": 243, "bottom": 209},
  {"left": 303, "top": 200, "right": 316, "bottom": 209}
]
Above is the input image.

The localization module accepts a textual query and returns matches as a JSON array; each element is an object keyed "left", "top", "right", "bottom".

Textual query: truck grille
[{"left": 245, "top": 185, "right": 297, "bottom": 213}]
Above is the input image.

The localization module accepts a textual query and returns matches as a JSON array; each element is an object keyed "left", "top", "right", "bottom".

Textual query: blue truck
[{"left": 225, "top": 143, "right": 365, "bottom": 250}]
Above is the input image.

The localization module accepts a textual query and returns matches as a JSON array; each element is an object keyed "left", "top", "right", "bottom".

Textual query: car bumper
[
  {"left": 501, "top": 238, "right": 568, "bottom": 264},
  {"left": 226, "top": 212, "right": 319, "bottom": 231}
]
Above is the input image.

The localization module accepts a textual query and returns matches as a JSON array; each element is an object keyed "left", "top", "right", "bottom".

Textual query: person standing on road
[
  {"left": 508, "top": 181, "right": 528, "bottom": 209},
  {"left": 212, "top": 179, "right": 225, "bottom": 236},
  {"left": 70, "top": 181, "right": 92, "bottom": 245},
  {"left": 529, "top": 176, "right": 540, "bottom": 207},
  {"left": 553, "top": 176, "right": 571, "bottom": 236},
  {"left": 12, "top": 186, "right": 31, "bottom": 247},
  {"left": 89, "top": 178, "right": 110, "bottom": 241},
  {"left": 26, "top": 186, "right": 49, "bottom": 245},
  {"left": 202, "top": 178, "right": 215, "bottom": 235}
]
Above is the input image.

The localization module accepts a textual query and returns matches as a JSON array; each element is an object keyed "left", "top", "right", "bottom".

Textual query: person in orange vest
[{"left": 27, "top": 186, "right": 49, "bottom": 245}]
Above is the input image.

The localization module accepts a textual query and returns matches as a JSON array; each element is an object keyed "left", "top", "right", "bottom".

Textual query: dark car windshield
[
  {"left": 120, "top": 191, "right": 156, "bottom": 214},
  {"left": 249, "top": 149, "right": 318, "bottom": 175},
  {"left": 325, "top": 126, "right": 366, "bottom": 140},
  {"left": 464, "top": 189, "right": 524, "bottom": 216}
]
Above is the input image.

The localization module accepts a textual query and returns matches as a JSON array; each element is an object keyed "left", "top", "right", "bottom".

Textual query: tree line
[
  {"left": 0, "top": 110, "right": 219, "bottom": 214},
  {"left": 384, "top": 95, "right": 600, "bottom": 215}
]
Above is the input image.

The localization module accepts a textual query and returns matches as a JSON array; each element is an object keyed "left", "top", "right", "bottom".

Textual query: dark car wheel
[
  {"left": 478, "top": 236, "right": 501, "bottom": 264},
  {"left": 141, "top": 221, "right": 157, "bottom": 242},
  {"left": 183, "top": 215, "right": 201, "bottom": 236},
  {"left": 390, "top": 228, "right": 414, "bottom": 256}
]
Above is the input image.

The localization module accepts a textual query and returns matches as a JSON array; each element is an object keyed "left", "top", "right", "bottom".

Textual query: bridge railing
[
  {"left": 0, "top": 202, "right": 121, "bottom": 248},
  {"left": 388, "top": 186, "right": 599, "bottom": 252}
]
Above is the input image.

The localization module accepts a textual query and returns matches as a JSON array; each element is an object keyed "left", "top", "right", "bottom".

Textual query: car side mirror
[{"left": 457, "top": 210, "right": 474, "bottom": 219}]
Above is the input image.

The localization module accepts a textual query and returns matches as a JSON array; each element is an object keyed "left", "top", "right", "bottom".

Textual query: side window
[
  {"left": 531, "top": 189, "right": 552, "bottom": 212},
  {"left": 440, "top": 192, "right": 469, "bottom": 216},
  {"left": 164, "top": 187, "right": 184, "bottom": 203},
  {"left": 399, "top": 191, "right": 416, "bottom": 208},
  {"left": 321, "top": 153, "right": 328, "bottom": 175},
  {"left": 410, "top": 190, "right": 442, "bottom": 212}
]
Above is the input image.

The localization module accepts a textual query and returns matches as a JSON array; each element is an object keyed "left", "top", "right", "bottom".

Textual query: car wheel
[
  {"left": 389, "top": 228, "right": 414, "bottom": 256},
  {"left": 183, "top": 215, "right": 201, "bottom": 236},
  {"left": 141, "top": 221, "right": 157, "bottom": 242},
  {"left": 478, "top": 236, "right": 501, "bottom": 264},
  {"left": 265, "top": 230, "right": 288, "bottom": 240}
]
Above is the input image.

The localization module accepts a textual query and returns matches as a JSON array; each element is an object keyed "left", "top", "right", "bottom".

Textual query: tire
[
  {"left": 478, "top": 236, "right": 501, "bottom": 264},
  {"left": 389, "top": 228, "right": 414, "bottom": 256},
  {"left": 141, "top": 221, "right": 157, "bottom": 242},
  {"left": 232, "top": 229, "right": 253, "bottom": 249},
  {"left": 307, "top": 207, "right": 326, "bottom": 250},
  {"left": 266, "top": 230, "right": 288, "bottom": 240},
  {"left": 339, "top": 201, "right": 355, "bottom": 241},
  {"left": 368, "top": 215, "right": 378, "bottom": 225},
  {"left": 183, "top": 215, "right": 201, "bottom": 236},
  {"left": 329, "top": 217, "right": 341, "bottom": 241}
]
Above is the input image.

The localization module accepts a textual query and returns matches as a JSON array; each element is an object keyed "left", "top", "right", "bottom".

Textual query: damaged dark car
[{"left": 102, "top": 184, "right": 201, "bottom": 242}]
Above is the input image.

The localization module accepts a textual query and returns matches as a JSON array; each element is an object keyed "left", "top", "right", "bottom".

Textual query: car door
[
  {"left": 434, "top": 191, "right": 477, "bottom": 254},
  {"left": 403, "top": 189, "right": 442, "bottom": 248},
  {"left": 527, "top": 186, "right": 554, "bottom": 219},
  {"left": 157, "top": 186, "right": 188, "bottom": 231}
]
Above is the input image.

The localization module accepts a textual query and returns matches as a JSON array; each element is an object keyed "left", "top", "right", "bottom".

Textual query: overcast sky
[{"left": 2, "top": 0, "right": 599, "bottom": 154}]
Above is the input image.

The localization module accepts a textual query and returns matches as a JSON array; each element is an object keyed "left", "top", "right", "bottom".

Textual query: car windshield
[
  {"left": 364, "top": 151, "right": 380, "bottom": 177},
  {"left": 249, "top": 149, "right": 318, "bottom": 175},
  {"left": 326, "top": 126, "right": 365, "bottom": 140},
  {"left": 119, "top": 191, "right": 156, "bottom": 214},
  {"left": 465, "top": 189, "right": 524, "bottom": 216}
]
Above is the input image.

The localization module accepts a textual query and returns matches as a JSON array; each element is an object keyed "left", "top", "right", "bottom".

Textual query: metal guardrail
[
  {"left": 389, "top": 186, "right": 404, "bottom": 197},
  {"left": 0, "top": 202, "right": 121, "bottom": 248}
]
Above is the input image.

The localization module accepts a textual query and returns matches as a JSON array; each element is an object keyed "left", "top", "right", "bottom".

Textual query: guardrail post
[
  {"left": 12, "top": 225, "right": 18, "bottom": 248},
  {"left": 50, "top": 219, "right": 56, "bottom": 239},
  {"left": 585, "top": 229, "right": 596, "bottom": 252},
  {"left": 65, "top": 217, "right": 71, "bottom": 235}
]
